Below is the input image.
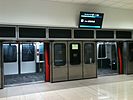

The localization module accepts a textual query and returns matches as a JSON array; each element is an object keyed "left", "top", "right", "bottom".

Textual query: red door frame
[
  {"left": 45, "top": 43, "right": 50, "bottom": 82},
  {"left": 118, "top": 43, "right": 123, "bottom": 74}
]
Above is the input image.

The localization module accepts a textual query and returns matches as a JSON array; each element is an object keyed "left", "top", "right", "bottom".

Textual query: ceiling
[{"left": 49, "top": 0, "right": 133, "bottom": 10}]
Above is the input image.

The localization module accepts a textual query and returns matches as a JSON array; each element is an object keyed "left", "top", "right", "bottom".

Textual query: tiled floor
[
  {"left": 1, "top": 75, "right": 133, "bottom": 100},
  {"left": 4, "top": 73, "right": 44, "bottom": 85}
]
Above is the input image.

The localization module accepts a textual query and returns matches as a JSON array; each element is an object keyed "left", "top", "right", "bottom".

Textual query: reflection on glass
[
  {"left": 129, "top": 43, "right": 133, "bottom": 62},
  {"left": 112, "top": 45, "right": 117, "bottom": 61},
  {"left": 39, "top": 44, "right": 44, "bottom": 54},
  {"left": 22, "top": 44, "right": 35, "bottom": 61},
  {"left": 54, "top": 43, "right": 66, "bottom": 66},
  {"left": 98, "top": 44, "right": 106, "bottom": 58},
  {"left": 111, "top": 44, "right": 117, "bottom": 70},
  {"left": 39, "top": 43, "right": 44, "bottom": 61},
  {"left": 84, "top": 43, "right": 95, "bottom": 64},
  {"left": 70, "top": 43, "right": 81, "bottom": 65},
  {"left": 3, "top": 44, "right": 17, "bottom": 62}
]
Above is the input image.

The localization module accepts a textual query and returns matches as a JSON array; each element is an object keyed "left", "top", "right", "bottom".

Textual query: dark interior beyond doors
[{"left": 97, "top": 42, "right": 118, "bottom": 76}]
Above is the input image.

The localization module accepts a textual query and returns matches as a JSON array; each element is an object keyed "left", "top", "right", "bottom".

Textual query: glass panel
[
  {"left": 22, "top": 44, "right": 35, "bottom": 61},
  {"left": 19, "top": 28, "right": 46, "bottom": 38},
  {"left": 39, "top": 54, "right": 44, "bottom": 61},
  {"left": 0, "top": 27, "right": 16, "bottom": 37},
  {"left": 112, "top": 45, "right": 117, "bottom": 61},
  {"left": 70, "top": 43, "right": 81, "bottom": 65},
  {"left": 111, "top": 44, "right": 117, "bottom": 70},
  {"left": 39, "top": 43, "right": 44, "bottom": 61},
  {"left": 3, "top": 44, "right": 17, "bottom": 62},
  {"left": 129, "top": 43, "right": 133, "bottom": 62},
  {"left": 84, "top": 43, "right": 95, "bottom": 64},
  {"left": 54, "top": 43, "right": 66, "bottom": 66},
  {"left": 98, "top": 44, "right": 106, "bottom": 58}
]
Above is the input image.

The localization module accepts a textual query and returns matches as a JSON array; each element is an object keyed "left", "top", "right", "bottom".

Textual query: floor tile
[{"left": 1, "top": 75, "right": 133, "bottom": 100}]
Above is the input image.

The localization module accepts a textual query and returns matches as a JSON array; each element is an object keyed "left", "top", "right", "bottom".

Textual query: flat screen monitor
[{"left": 79, "top": 12, "right": 104, "bottom": 29}]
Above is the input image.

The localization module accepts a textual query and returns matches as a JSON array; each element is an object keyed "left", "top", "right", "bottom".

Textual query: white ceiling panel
[
  {"left": 122, "top": 3, "right": 133, "bottom": 9},
  {"left": 87, "top": 0, "right": 105, "bottom": 4},
  {"left": 122, "top": 0, "right": 133, "bottom": 3},
  {"left": 51, "top": 0, "right": 73, "bottom": 2},
  {"left": 73, "top": 0, "right": 89, "bottom": 3},
  {"left": 48, "top": 0, "right": 133, "bottom": 10},
  {"left": 100, "top": 0, "right": 116, "bottom": 6}
]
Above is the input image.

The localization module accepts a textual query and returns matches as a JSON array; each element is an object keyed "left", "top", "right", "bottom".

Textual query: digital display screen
[
  {"left": 72, "top": 44, "right": 78, "bottom": 50},
  {"left": 79, "top": 12, "right": 104, "bottom": 29}
]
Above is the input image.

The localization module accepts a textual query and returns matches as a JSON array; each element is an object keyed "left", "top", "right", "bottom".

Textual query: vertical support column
[
  {"left": 45, "top": 43, "right": 50, "bottom": 82},
  {"left": 0, "top": 42, "right": 3, "bottom": 89}
]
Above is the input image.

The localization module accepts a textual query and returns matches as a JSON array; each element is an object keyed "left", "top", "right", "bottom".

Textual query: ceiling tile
[
  {"left": 51, "top": 0, "right": 73, "bottom": 3},
  {"left": 47, "top": 0, "right": 133, "bottom": 10},
  {"left": 100, "top": 0, "right": 116, "bottom": 6},
  {"left": 87, "top": 0, "right": 105, "bottom": 4},
  {"left": 122, "top": 0, "right": 133, "bottom": 3},
  {"left": 108, "top": 0, "right": 121, "bottom": 1},
  {"left": 110, "top": 2, "right": 126, "bottom": 7},
  {"left": 122, "top": 3, "right": 133, "bottom": 9},
  {"left": 73, "top": 0, "right": 89, "bottom": 4}
]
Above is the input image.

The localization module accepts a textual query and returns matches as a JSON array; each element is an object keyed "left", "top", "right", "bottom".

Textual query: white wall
[{"left": 0, "top": 0, "right": 133, "bottom": 29}]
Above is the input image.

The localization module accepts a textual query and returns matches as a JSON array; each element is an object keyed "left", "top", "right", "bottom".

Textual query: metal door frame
[
  {"left": 83, "top": 41, "right": 97, "bottom": 78},
  {"left": 126, "top": 42, "right": 133, "bottom": 74},
  {"left": 51, "top": 41, "right": 68, "bottom": 82},
  {"left": 114, "top": 42, "right": 119, "bottom": 74},
  {"left": 0, "top": 42, "right": 4, "bottom": 89},
  {"left": 68, "top": 41, "right": 83, "bottom": 80},
  {"left": 123, "top": 42, "right": 129, "bottom": 74}
]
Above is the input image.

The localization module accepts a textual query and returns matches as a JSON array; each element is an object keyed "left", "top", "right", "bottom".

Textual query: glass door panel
[
  {"left": 54, "top": 43, "right": 66, "bottom": 66},
  {"left": 20, "top": 43, "right": 35, "bottom": 74},
  {"left": 3, "top": 44, "right": 18, "bottom": 75}
]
